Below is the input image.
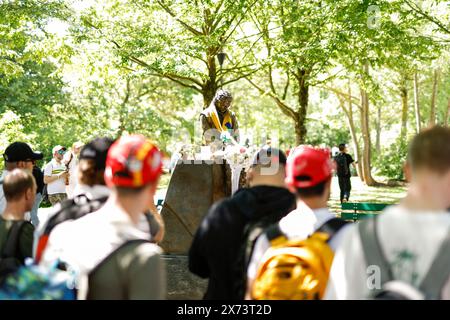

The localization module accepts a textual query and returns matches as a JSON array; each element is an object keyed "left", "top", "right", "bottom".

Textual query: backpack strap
[
  {"left": 88, "top": 239, "right": 151, "bottom": 276},
  {"left": 1, "top": 221, "right": 27, "bottom": 259},
  {"left": 76, "top": 239, "right": 151, "bottom": 300},
  {"left": 419, "top": 228, "right": 450, "bottom": 299},
  {"left": 264, "top": 223, "right": 287, "bottom": 246},
  {"left": 358, "top": 216, "right": 394, "bottom": 289},
  {"left": 316, "top": 217, "right": 348, "bottom": 242}
]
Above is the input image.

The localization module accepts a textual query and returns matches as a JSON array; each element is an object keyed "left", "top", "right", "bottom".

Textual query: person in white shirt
[
  {"left": 40, "top": 134, "right": 166, "bottom": 299},
  {"left": 246, "top": 145, "right": 349, "bottom": 299},
  {"left": 325, "top": 126, "right": 450, "bottom": 300},
  {"left": 64, "top": 141, "right": 83, "bottom": 198},
  {"left": 34, "top": 137, "right": 165, "bottom": 262},
  {"left": 43, "top": 145, "right": 69, "bottom": 206}
]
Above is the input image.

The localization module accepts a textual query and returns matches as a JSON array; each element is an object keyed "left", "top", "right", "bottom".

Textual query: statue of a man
[{"left": 200, "top": 89, "right": 240, "bottom": 146}]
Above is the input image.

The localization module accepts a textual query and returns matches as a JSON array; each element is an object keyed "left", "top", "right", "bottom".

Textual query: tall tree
[
  {"left": 246, "top": 0, "right": 344, "bottom": 144},
  {"left": 413, "top": 72, "right": 422, "bottom": 132},
  {"left": 72, "top": 0, "right": 258, "bottom": 107},
  {"left": 428, "top": 68, "right": 440, "bottom": 126}
]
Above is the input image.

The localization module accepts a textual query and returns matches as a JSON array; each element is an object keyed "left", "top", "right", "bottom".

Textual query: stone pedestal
[
  {"left": 159, "top": 161, "right": 246, "bottom": 299},
  {"left": 160, "top": 161, "right": 231, "bottom": 254}
]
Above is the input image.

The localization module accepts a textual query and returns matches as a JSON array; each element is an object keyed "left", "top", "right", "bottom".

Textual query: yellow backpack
[{"left": 251, "top": 218, "right": 347, "bottom": 300}]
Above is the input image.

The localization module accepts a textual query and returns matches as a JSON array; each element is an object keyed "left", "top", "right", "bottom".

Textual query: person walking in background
[
  {"left": 334, "top": 143, "right": 356, "bottom": 203},
  {"left": 43, "top": 145, "right": 69, "bottom": 207},
  {"left": 64, "top": 141, "right": 83, "bottom": 198}
]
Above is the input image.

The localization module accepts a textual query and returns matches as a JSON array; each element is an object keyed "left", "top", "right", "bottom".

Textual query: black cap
[
  {"left": 80, "top": 137, "right": 115, "bottom": 170},
  {"left": 3, "top": 142, "right": 43, "bottom": 162},
  {"left": 251, "top": 147, "right": 287, "bottom": 167}
]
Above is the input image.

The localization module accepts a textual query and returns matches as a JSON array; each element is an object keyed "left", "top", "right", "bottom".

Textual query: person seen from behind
[
  {"left": 0, "top": 169, "right": 36, "bottom": 282},
  {"left": 246, "top": 145, "right": 349, "bottom": 300},
  {"left": 189, "top": 147, "right": 295, "bottom": 300},
  {"left": 40, "top": 135, "right": 166, "bottom": 299},
  {"left": 325, "top": 126, "right": 450, "bottom": 300},
  {"left": 334, "top": 143, "right": 356, "bottom": 203}
]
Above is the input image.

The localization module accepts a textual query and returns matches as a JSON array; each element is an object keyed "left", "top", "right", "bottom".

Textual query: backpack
[
  {"left": 334, "top": 153, "right": 349, "bottom": 176},
  {"left": 251, "top": 218, "right": 348, "bottom": 300},
  {"left": 359, "top": 216, "right": 450, "bottom": 300},
  {"left": 0, "top": 239, "right": 150, "bottom": 300},
  {"left": 0, "top": 221, "right": 28, "bottom": 285},
  {"left": 233, "top": 213, "right": 285, "bottom": 300},
  {"left": 35, "top": 194, "right": 109, "bottom": 263}
]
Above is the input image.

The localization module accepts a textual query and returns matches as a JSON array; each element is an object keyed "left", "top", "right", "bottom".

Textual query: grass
[
  {"left": 328, "top": 176, "right": 407, "bottom": 213},
  {"left": 156, "top": 172, "right": 407, "bottom": 213}
]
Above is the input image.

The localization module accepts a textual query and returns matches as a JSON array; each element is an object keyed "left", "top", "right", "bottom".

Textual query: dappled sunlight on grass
[{"left": 329, "top": 176, "right": 407, "bottom": 213}]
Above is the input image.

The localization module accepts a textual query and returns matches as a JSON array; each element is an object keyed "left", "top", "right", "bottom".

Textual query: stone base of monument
[
  {"left": 159, "top": 160, "right": 246, "bottom": 299},
  {"left": 160, "top": 160, "right": 246, "bottom": 254},
  {"left": 163, "top": 255, "right": 208, "bottom": 300}
]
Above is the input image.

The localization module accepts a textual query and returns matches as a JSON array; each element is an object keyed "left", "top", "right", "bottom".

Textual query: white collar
[{"left": 279, "top": 204, "right": 334, "bottom": 239}]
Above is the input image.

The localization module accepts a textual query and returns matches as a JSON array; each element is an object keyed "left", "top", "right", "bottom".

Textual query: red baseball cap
[
  {"left": 104, "top": 135, "right": 163, "bottom": 188},
  {"left": 285, "top": 145, "right": 334, "bottom": 188}
]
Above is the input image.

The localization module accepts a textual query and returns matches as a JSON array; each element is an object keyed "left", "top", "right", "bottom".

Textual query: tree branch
[
  {"left": 155, "top": 0, "right": 203, "bottom": 36},
  {"left": 221, "top": 68, "right": 260, "bottom": 86},
  {"left": 245, "top": 77, "right": 297, "bottom": 120},
  {"left": 282, "top": 73, "right": 290, "bottom": 101},
  {"left": 404, "top": 0, "right": 450, "bottom": 35},
  {"left": 319, "top": 85, "right": 362, "bottom": 109}
]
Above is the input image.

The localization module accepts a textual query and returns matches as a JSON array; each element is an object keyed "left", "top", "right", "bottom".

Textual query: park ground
[{"left": 156, "top": 174, "right": 407, "bottom": 214}]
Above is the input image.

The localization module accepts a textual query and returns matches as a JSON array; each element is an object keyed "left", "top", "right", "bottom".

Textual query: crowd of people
[{"left": 0, "top": 124, "right": 449, "bottom": 300}]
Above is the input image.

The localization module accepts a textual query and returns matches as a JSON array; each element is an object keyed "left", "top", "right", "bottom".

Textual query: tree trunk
[
  {"left": 344, "top": 81, "right": 363, "bottom": 181},
  {"left": 429, "top": 69, "right": 439, "bottom": 126},
  {"left": 413, "top": 72, "right": 422, "bottom": 133},
  {"left": 375, "top": 104, "right": 381, "bottom": 154},
  {"left": 400, "top": 85, "right": 408, "bottom": 142},
  {"left": 445, "top": 98, "right": 450, "bottom": 126},
  {"left": 202, "top": 49, "right": 219, "bottom": 108},
  {"left": 295, "top": 69, "right": 309, "bottom": 145},
  {"left": 360, "top": 63, "right": 377, "bottom": 186}
]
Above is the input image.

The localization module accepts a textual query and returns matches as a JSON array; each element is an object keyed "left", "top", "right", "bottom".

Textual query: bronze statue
[{"left": 200, "top": 89, "right": 240, "bottom": 146}]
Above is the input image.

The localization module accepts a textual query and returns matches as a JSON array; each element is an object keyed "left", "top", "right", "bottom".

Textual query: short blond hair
[
  {"left": 408, "top": 126, "right": 450, "bottom": 173},
  {"left": 3, "top": 169, "right": 36, "bottom": 202}
]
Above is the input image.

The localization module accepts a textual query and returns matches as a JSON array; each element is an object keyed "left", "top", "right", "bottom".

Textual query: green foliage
[
  {"left": 0, "top": 0, "right": 449, "bottom": 184},
  {"left": 373, "top": 138, "right": 408, "bottom": 180},
  {"left": 0, "top": 110, "right": 37, "bottom": 170},
  {"left": 305, "top": 121, "right": 351, "bottom": 149}
]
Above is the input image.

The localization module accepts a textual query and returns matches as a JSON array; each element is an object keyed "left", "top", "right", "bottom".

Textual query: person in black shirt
[
  {"left": 188, "top": 147, "right": 296, "bottom": 300},
  {"left": 334, "top": 143, "right": 356, "bottom": 203}
]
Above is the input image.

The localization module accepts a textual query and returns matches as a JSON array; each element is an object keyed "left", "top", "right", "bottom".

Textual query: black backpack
[
  {"left": 35, "top": 194, "right": 161, "bottom": 263},
  {"left": 359, "top": 216, "right": 450, "bottom": 300},
  {"left": 0, "top": 221, "right": 29, "bottom": 285},
  {"left": 334, "top": 153, "right": 349, "bottom": 176},
  {"left": 35, "top": 194, "right": 109, "bottom": 263}
]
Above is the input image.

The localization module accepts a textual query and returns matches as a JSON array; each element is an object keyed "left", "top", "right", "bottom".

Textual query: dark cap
[
  {"left": 3, "top": 142, "right": 43, "bottom": 162},
  {"left": 251, "top": 147, "right": 287, "bottom": 167},
  {"left": 80, "top": 137, "right": 115, "bottom": 170}
]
